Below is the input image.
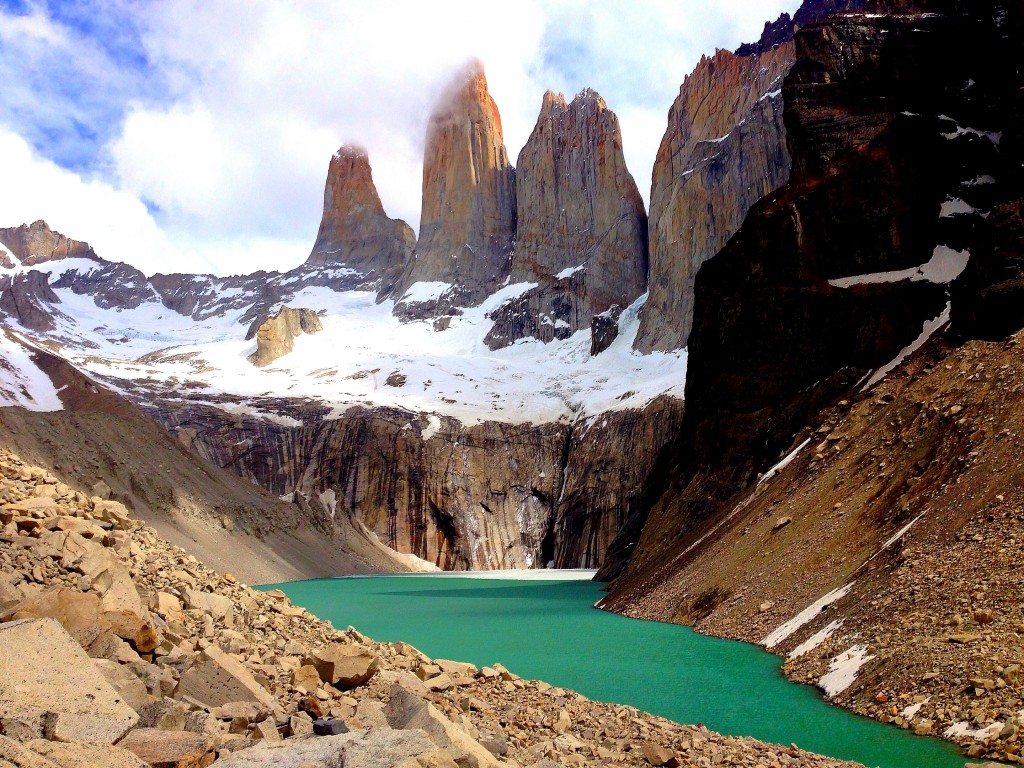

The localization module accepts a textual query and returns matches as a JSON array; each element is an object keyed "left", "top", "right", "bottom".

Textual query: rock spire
[{"left": 394, "top": 60, "right": 516, "bottom": 310}]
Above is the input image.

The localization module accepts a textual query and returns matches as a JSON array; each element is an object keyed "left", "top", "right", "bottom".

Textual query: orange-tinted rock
[
  {"left": 247, "top": 306, "right": 322, "bottom": 367},
  {"left": 307, "top": 145, "right": 414, "bottom": 295},
  {"left": 395, "top": 60, "right": 516, "bottom": 309},
  {"left": 485, "top": 89, "right": 647, "bottom": 350},
  {"left": 636, "top": 44, "right": 794, "bottom": 353},
  {"left": 0, "top": 220, "right": 97, "bottom": 267}
]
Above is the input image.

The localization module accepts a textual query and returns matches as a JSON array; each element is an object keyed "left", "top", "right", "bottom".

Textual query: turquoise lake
[{"left": 264, "top": 575, "right": 969, "bottom": 768}]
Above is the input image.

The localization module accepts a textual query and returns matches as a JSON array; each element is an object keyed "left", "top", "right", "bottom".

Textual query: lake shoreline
[{"left": 270, "top": 574, "right": 970, "bottom": 768}]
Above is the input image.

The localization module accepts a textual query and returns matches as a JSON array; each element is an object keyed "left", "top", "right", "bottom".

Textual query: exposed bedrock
[
  {"left": 0, "top": 220, "right": 98, "bottom": 267},
  {"left": 149, "top": 397, "right": 683, "bottom": 572},
  {"left": 393, "top": 60, "right": 517, "bottom": 313},
  {"left": 604, "top": 0, "right": 1024, "bottom": 591},
  {"left": 246, "top": 306, "right": 323, "bottom": 367},
  {"left": 636, "top": 0, "right": 867, "bottom": 353},
  {"left": 306, "top": 144, "right": 415, "bottom": 297},
  {"left": 485, "top": 89, "right": 647, "bottom": 351}
]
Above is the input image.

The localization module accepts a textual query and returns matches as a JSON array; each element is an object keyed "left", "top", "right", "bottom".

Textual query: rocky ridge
[
  {"left": 0, "top": 447, "right": 858, "bottom": 768},
  {"left": 608, "top": 0, "right": 1023, "bottom": 584},
  {"left": 602, "top": 330, "right": 1024, "bottom": 764},
  {"left": 484, "top": 89, "right": 647, "bottom": 350},
  {"left": 635, "top": 0, "right": 868, "bottom": 353}
]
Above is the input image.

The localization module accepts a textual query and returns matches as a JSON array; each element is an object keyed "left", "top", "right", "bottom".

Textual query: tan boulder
[
  {"left": 183, "top": 589, "right": 233, "bottom": 624},
  {"left": 24, "top": 739, "right": 148, "bottom": 768},
  {"left": 311, "top": 643, "right": 380, "bottom": 689},
  {"left": 90, "top": 499, "right": 132, "bottom": 529},
  {"left": 152, "top": 592, "right": 185, "bottom": 623},
  {"left": 290, "top": 664, "right": 321, "bottom": 693},
  {"left": 175, "top": 645, "right": 277, "bottom": 710},
  {"left": 0, "top": 572, "right": 24, "bottom": 614},
  {"left": 434, "top": 659, "right": 477, "bottom": 677},
  {"left": 93, "top": 658, "right": 152, "bottom": 713},
  {"left": 117, "top": 729, "right": 213, "bottom": 768},
  {"left": 213, "top": 729, "right": 440, "bottom": 768},
  {"left": 104, "top": 609, "right": 161, "bottom": 653},
  {"left": 2, "top": 588, "right": 120, "bottom": 658},
  {"left": 0, "top": 618, "right": 139, "bottom": 744},
  {"left": 385, "top": 683, "right": 500, "bottom": 768}
]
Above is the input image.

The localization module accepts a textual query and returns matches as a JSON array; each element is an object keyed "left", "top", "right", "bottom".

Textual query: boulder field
[{"left": 0, "top": 447, "right": 858, "bottom": 768}]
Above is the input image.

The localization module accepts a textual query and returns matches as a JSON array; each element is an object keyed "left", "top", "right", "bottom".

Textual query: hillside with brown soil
[{"left": 602, "top": 329, "right": 1024, "bottom": 763}]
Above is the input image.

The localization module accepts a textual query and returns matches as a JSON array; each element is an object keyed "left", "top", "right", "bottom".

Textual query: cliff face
[
  {"left": 636, "top": 45, "right": 794, "bottom": 353},
  {"left": 606, "top": 0, "right": 1023, "bottom": 587},
  {"left": 306, "top": 145, "right": 414, "bottom": 296},
  {"left": 394, "top": 61, "right": 516, "bottom": 313},
  {"left": 149, "top": 397, "right": 681, "bottom": 572},
  {"left": 636, "top": 0, "right": 868, "bottom": 353},
  {"left": 0, "top": 220, "right": 97, "bottom": 267},
  {"left": 485, "top": 90, "right": 647, "bottom": 350}
]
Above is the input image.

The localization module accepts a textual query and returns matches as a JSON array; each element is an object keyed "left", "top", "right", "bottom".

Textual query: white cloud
[
  {"left": 0, "top": 128, "right": 199, "bottom": 273},
  {"left": 2, "top": 0, "right": 800, "bottom": 276}
]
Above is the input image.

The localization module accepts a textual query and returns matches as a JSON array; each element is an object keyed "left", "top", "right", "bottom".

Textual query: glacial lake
[{"left": 263, "top": 574, "right": 968, "bottom": 768}]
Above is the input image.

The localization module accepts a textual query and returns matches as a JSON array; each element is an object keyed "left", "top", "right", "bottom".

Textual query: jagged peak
[
  {"left": 0, "top": 220, "right": 98, "bottom": 267},
  {"left": 571, "top": 87, "right": 606, "bottom": 111},
  {"left": 540, "top": 90, "right": 568, "bottom": 115}
]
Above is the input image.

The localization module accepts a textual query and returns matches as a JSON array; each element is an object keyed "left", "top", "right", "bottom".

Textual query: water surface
[{"left": 264, "top": 575, "right": 968, "bottom": 768}]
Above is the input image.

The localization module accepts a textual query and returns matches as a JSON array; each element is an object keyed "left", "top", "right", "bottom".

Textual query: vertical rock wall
[{"left": 394, "top": 60, "right": 517, "bottom": 310}]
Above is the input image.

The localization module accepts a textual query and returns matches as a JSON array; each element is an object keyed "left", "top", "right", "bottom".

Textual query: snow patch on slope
[
  {"left": 4, "top": 267, "right": 685, "bottom": 427},
  {"left": 819, "top": 645, "right": 874, "bottom": 697},
  {"left": 0, "top": 332, "right": 64, "bottom": 411},
  {"left": 763, "top": 582, "right": 854, "bottom": 649}
]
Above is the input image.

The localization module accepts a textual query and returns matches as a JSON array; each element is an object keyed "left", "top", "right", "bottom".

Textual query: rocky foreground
[{"left": 0, "top": 447, "right": 863, "bottom": 768}]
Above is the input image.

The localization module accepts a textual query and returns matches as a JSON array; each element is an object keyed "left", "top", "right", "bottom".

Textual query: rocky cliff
[
  {"left": 606, "top": 0, "right": 1024, "bottom": 591},
  {"left": 485, "top": 89, "right": 647, "bottom": 350},
  {"left": 247, "top": 306, "right": 323, "bottom": 367},
  {"left": 636, "top": 0, "right": 866, "bottom": 353},
  {"left": 393, "top": 61, "right": 516, "bottom": 314},
  {"left": 148, "top": 397, "right": 682, "bottom": 572},
  {"left": 306, "top": 145, "right": 414, "bottom": 297},
  {"left": 0, "top": 220, "right": 98, "bottom": 267}
]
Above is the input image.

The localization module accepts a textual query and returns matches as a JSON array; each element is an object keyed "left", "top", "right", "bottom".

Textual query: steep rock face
[
  {"left": 636, "top": 0, "right": 867, "bottom": 353},
  {"left": 636, "top": 45, "right": 793, "bottom": 353},
  {"left": 306, "top": 145, "right": 415, "bottom": 296},
  {"left": 552, "top": 397, "right": 685, "bottom": 569},
  {"left": 0, "top": 271, "right": 60, "bottom": 331},
  {"left": 485, "top": 90, "right": 647, "bottom": 350},
  {"left": 148, "top": 397, "right": 682, "bottom": 572},
  {"left": 0, "top": 221, "right": 97, "bottom": 266},
  {"left": 606, "top": 1, "right": 1022, "bottom": 587},
  {"left": 393, "top": 61, "right": 516, "bottom": 313},
  {"left": 247, "top": 306, "right": 323, "bottom": 367}
]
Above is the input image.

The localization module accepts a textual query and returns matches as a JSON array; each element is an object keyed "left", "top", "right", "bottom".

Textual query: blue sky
[{"left": 0, "top": 0, "right": 798, "bottom": 275}]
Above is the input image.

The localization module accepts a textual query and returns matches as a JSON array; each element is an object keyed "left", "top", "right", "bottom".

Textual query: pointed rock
[
  {"left": 246, "top": 306, "right": 322, "bottom": 367},
  {"left": 485, "top": 88, "right": 647, "bottom": 350},
  {"left": 395, "top": 59, "right": 516, "bottom": 311},
  {"left": 307, "top": 145, "right": 414, "bottom": 294}
]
